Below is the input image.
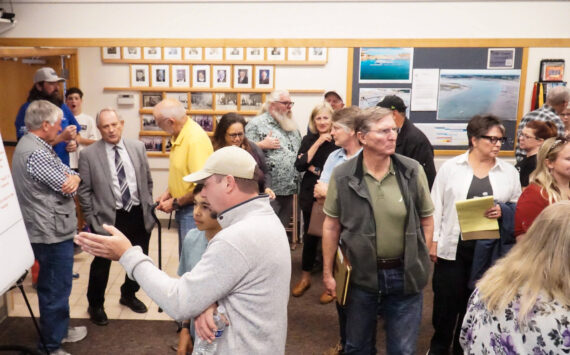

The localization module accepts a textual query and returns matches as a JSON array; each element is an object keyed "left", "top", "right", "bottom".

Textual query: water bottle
[{"left": 192, "top": 305, "right": 226, "bottom": 355}]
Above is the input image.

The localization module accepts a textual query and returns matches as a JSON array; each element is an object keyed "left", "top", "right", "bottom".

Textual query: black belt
[{"left": 376, "top": 257, "right": 403, "bottom": 269}]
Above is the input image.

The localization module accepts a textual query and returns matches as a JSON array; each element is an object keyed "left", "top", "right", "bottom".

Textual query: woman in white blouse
[
  {"left": 428, "top": 115, "right": 521, "bottom": 355},
  {"left": 460, "top": 201, "right": 570, "bottom": 354}
]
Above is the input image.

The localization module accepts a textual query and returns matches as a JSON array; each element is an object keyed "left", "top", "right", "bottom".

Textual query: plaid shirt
[
  {"left": 26, "top": 134, "right": 78, "bottom": 197},
  {"left": 515, "top": 104, "right": 565, "bottom": 163}
]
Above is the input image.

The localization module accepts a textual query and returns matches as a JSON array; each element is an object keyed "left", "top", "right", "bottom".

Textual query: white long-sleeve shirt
[{"left": 431, "top": 151, "right": 521, "bottom": 260}]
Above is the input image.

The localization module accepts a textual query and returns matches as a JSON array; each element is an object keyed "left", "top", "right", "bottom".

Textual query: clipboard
[
  {"left": 333, "top": 245, "right": 352, "bottom": 306},
  {"left": 455, "top": 196, "right": 499, "bottom": 240}
]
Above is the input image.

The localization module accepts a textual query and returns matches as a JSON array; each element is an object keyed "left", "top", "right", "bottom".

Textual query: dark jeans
[
  {"left": 344, "top": 266, "right": 422, "bottom": 355},
  {"left": 87, "top": 205, "right": 150, "bottom": 307},
  {"left": 430, "top": 239, "right": 475, "bottom": 355},
  {"left": 32, "top": 239, "right": 74, "bottom": 351},
  {"left": 301, "top": 209, "right": 320, "bottom": 271},
  {"left": 175, "top": 204, "right": 195, "bottom": 257},
  {"left": 270, "top": 195, "right": 293, "bottom": 230}
]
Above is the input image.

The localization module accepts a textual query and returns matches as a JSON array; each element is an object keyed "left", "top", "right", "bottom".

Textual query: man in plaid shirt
[
  {"left": 12, "top": 100, "right": 87, "bottom": 355},
  {"left": 515, "top": 86, "right": 569, "bottom": 163}
]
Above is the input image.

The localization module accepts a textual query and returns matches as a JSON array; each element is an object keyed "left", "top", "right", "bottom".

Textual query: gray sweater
[{"left": 120, "top": 195, "right": 291, "bottom": 354}]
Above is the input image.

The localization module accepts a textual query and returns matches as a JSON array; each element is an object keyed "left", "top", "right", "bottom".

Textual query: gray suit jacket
[{"left": 78, "top": 139, "right": 155, "bottom": 235}]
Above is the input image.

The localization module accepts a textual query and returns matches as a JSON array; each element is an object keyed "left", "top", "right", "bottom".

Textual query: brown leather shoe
[
  {"left": 291, "top": 279, "right": 311, "bottom": 297},
  {"left": 319, "top": 291, "right": 335, "bottom": 304}
]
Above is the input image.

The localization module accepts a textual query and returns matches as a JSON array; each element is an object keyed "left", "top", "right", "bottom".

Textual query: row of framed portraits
[
  {"left": 131, "top": 64, "right": 274, "bottom": 89},
  {"left": 103, "top": 46, "right": 328, "bottom": 62},
  {"left": 141, "top": 113, "right": 220, "bottom": 136},
  {"left": 140, "top": 135, "right": 171, "bottom": 156},
  {"left": 140, "top": 92, "right": 265, "bottom": 113}
]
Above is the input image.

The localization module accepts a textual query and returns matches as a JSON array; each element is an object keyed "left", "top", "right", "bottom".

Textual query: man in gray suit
[{"left": 78, "top": 108, "right": 155, "bottom": 326}]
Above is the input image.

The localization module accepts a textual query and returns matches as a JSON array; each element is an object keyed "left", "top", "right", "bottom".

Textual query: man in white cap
[
  {"left": 324, "top": 90, "right": 345, "bottom": 112},
  {"left": 15, "top": 67, "right": 81, "bottom": 167},
  {"left": 75, "top": 146, "right": 291, "bottom": 354}
]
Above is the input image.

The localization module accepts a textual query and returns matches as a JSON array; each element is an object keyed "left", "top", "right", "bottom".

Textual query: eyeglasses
[
  {"left": 480, "top": 135, "right": 507, "bottom": 145},
  {"left": 560, "top": 113, "right": 570, "bottom": 117},
  {"left": 518, "top": 133, "right": 540, "bottom": 140},
  {"left": 547, "top": 136, "right": 568, "bottom": 154},
  {"left": 368, "top": 127, "right": 399, "bottom": 136},
  {"left": 276, "top": 101, "right": 294, "bottom": 107},
  {"left": 226, "top": 132, "right": 244, "bottom": 139}
]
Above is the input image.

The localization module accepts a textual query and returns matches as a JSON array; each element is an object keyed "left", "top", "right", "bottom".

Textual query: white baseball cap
[
  {"left": 183, "top": 146, "right": 257, "bottom": 183},
  {"left": 34, "top": 67, "right": 65, "bottom": 84}
]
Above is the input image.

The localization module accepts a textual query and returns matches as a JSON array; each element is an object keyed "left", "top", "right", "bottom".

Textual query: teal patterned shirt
[{"left": 245, "top": 112, "right": 301, "bottom": 195}]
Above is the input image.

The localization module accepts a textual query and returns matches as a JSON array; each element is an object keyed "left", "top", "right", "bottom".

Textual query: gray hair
[
  {"left": 96, "top": 107, "right": 121, "bottom": 126},
  {"left": 546, "top": 86, "right": 570, "bottom": 106},
  {"left": 332, "top": 106, "right": 361, "bottom": 133},
  {"left": 153, "top": 98, "right": 186, "bottom": 122},
  {"left": 261, "top": 89, "right": 290, "bottom": 112},
  {"left": 355, "top": 106, "right": 393, "bottom": 135},
  {"left": 25, "top": 100, "right": 62, "bottom": 131}
]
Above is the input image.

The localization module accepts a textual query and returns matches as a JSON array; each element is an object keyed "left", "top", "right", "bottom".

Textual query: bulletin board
[{"left": 351, "top": 47, "right": 525, "bottom": 155}]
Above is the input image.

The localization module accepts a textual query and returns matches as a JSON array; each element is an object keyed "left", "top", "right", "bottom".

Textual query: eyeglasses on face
[
  {"left": 480, "top": 135, "right": 507, "bottom": 145},
  {"left": 276, "top": 101, "right": 294, "bottom": 107},
  {"left": 518, "top": 133, "right": 540, "bottom": 140},
  {"left": 368, "top": 127, "right": 399, "bottom": 136},
  {"left": 559, "top": 112, "right": 570, "bottom": 117},
  {"left": 226, "top": 132, "right": 244, "bottom": 139}
]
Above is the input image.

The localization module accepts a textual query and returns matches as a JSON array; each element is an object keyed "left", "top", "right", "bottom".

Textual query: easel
[{"left": 0, "top": 271, "right": 48, "bottom": 355}]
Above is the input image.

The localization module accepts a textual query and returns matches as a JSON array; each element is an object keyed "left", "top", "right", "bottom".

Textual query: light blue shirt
[
  {"left": 177, "top": 228, "right": 209, "bottom": 276},
  {"left": 320, "top": 147, "right": 363, "bottom": 183}
]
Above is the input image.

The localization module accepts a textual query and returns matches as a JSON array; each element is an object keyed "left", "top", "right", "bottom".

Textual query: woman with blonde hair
[
  {"left": 460, "top": 201, "right": 570, "bottom": 354},
  {"left": 515, "top": 136, "right": 570, "bottom": 238}
]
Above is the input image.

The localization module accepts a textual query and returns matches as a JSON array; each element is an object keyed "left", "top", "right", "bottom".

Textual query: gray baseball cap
[{"left": 33, "top": 67, "right": 65, "bottom": 84}]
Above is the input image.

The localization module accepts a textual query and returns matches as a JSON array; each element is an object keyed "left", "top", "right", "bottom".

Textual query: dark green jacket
[{"left": 332, "top": 152, "right": 431, "bottom": 294}]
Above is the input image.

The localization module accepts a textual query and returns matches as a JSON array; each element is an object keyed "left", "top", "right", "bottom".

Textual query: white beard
[{"left": 272, "top": 110, "right": 298, "bottom": 132}]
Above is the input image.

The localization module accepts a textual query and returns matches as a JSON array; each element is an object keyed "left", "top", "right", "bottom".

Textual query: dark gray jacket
[{"left": 332, "top": 152, "right": 431, "bottom": 294}]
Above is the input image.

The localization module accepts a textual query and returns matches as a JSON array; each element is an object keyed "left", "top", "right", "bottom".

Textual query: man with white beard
[{"left": 246, "top": 89, "right": 302, "bottom": 231}]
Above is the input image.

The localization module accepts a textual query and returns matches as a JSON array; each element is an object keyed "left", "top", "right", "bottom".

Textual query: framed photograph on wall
[
  {"left": 240, "top": 93, "right": 263, "bottom": 111},
  {"left": 190, "top": 92, "right": 213, "bottom": 110},
  {"left": 184, "top": 47, "right": 202, "bottom": 60},
  {"left": 267, "top": 47, "right": 285, "bottom": 61},
  {"left": 308, "top": 47, "right": 327, "bottom": 61},
  {"left": 192, "top": 115, "right": 215, "bottom": 132},
  {"left": 143, "top": 47, "right": 162, "bottom": 60},
  {"left": 487, "top": 48, "right": 515, "bottom": 69},
  {"left": 288, "top": 47, "right": 306, "bottom": 61},
  {"left": 141, "top": 114, "right": 161, "bottom": 131},
  {"left": 166, "top": 92, "right": 189, "bottom": 109},
  {"left": 140, "top": 135, "right": 164, "bottom": 152},
  {"left": 192, "top": 65, "right": 210, "bottom": 88},
  {"left": 151, "top": 65, "right": 170, "bottom": 87},
  {"left": 216, "top": 93, "right": 238, "bottom": 111},
  {"left": 540, "top": 59, "right": 565, "bottom": 82},
  {"left": 164, "top": 47, "right": 182, "bottom": 60},
  {"left": 130, "top": 65, "right": 149, "bottom": 87},
  {"left": 123, "top": 47, "right": 141, "bottom": 60},
  {"left": 172, "top": 65, "right": 190, "bottom": 87},
  {"left": 141, "top": 92, "right": 163, "bottom": 108},
  {"left": 205, "top": 47, "right": 223, "bottom": 60},
  {"left": 234, "top": 65, "right": 252, "bottom": 89},
  {"left": 102, "top": 47, "right": 121, "bottom": 60},
  {"left": 225, "top": 47, "right": 243, "bottom": 60},
  {"left": 359, "top": 47, "right": 414, "bottom": 83},
  {"left": 255, "top": 65, "right": 274, "bottom": 89},
  {"left": 246, "top": 47, "right": 264, "bottom": 61},
  {"left": 213, "top": 65, "right": 231, "bottom": 88}
]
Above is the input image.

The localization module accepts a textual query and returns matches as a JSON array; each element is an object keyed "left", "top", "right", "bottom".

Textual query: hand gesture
[
  {"left": 259, "top": 131, "right": 280, "bottom": 150},
  {"left": 61, "top": 173, "right": 80, "bottom": 194},
  {"left": 74, "top": 223, "right": 133, "bottom": 260}
]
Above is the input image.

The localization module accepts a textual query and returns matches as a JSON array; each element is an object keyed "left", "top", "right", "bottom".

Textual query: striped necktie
[{"left": 114, "top": 145, "right": 132, "bottom": 212}]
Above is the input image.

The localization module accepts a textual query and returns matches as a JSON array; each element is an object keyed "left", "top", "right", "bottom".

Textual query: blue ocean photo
[
  {"left": 359, "top": 48, "right": 413, "bottom": 82},
  {"left": 437, "top": 69, "right": 521, "bottom": 121}
]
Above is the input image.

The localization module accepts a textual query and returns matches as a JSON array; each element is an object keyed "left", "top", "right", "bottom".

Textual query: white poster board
[{"left": 0, "top": 133, "right": 34, "bottom": 296}]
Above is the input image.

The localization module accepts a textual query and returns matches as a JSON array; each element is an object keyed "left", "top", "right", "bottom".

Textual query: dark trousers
[
  {"left": 301, "top": 209, "right": 321, "bottom": 271},
  {"left": 87, "top": 205, "right": 150, "bottom": 307},
  {"left": 270, "top": 195, "right": 294, "bottom": 230},
  {"left": 430, "top": 239, "right": 475, "bottom": 355}
]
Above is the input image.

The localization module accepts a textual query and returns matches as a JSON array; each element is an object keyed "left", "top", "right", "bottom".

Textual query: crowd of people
[{"left": 11, "top": 67, "right": 570, "bottom": 355}]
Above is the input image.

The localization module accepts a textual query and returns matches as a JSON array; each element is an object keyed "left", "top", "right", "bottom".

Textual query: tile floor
[{"left": 7, "top": 226, "right": 181, "bottom": 322}]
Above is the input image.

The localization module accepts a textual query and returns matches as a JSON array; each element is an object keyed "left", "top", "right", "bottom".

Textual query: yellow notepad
[
  {"left": 455, "top": 196, "right": 500, "bottom": 240},
  {"left": 333, "top": 245, "right": 352, "bottom": 306}
]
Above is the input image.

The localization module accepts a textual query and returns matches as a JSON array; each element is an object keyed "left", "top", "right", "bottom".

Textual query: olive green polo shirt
[{"left": 324, "top": 159, "right": 434, "bottom": 259}]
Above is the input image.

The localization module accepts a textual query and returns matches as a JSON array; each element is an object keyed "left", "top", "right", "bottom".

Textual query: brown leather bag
[{"left": 307, "top": 201, "right": 326, "bottom": 237}]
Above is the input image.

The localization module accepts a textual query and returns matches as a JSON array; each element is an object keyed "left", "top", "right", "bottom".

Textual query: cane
[{"left": 150, "top": 202, "right": 163, "bottom": 312}]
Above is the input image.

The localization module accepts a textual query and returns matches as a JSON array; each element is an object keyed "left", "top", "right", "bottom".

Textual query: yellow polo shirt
[{"left": 168, "top": 118, "right": 213, "bottom": 198}]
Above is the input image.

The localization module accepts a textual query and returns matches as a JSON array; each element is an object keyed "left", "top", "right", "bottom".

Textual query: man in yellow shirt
[{"left": 154, "top": 99, "right": 213, "bottom": 256}]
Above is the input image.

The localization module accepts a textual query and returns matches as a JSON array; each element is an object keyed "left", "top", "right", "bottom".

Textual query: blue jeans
[
  {"left": 344, "top": 266, "right": 422, "bottom": 355},
  {"left": 175, "top": 205, "right": 195, "bottom": 257},
  {"left": 31, "top": 239, "right": 74, "bottom": 351}
]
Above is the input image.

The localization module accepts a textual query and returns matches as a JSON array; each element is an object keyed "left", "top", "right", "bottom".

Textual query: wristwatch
[
  {"left": 172, "top": 198, "right": 181, "bottom": 211},
  {"left": 313, "top": 167, "right": 321, "bottom": 176}
]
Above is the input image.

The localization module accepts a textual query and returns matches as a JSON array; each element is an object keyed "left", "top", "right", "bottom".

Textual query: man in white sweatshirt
[{"left": 75, "top": 146, "right": 291, "bottom": 354}]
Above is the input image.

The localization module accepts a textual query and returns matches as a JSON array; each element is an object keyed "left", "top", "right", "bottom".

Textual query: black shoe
[
  {"left": 120, "top": 296, "right": 148, "bottom": 313},
  {"left": 88, "top": 306, "right": 109, "bottom": 326}
]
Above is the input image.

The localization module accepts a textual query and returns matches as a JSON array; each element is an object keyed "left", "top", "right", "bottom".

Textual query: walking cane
[{"left": 150, "top": 202, "right": 163, "bottom": 312}]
